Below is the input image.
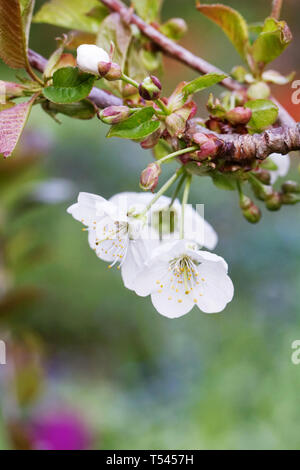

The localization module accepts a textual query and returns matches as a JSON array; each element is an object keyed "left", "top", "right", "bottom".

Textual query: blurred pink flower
[{"left": 30, "top": 409, "right": 92, "bottom": 450}]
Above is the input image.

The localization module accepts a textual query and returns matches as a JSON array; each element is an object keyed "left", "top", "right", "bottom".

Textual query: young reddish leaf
[
  {"left": 42, "top": 67, "right": 95, "bottom": 104},
  {"left": 107, "top": 107, "right": 160, "bottom": 140},
  {"left": 0, "top": 0, "right": 32, "bottom": 68},
  {"left": 196, "top": 2, "right": 249, "bottom": 60},
  {"left": 0, "top": 94, "right": 37, "bottom": 158},
  {"left": 251, "top": 17, "right": 292, "bottom": 67},
  {"left": 33, "top": 0, "right": 105, "bottom": 33},
  {"left": 182, "top": 73, "right": 227, "bottom": 97}
]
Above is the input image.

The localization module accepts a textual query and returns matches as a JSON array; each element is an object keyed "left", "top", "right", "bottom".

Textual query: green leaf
[
  {"left": 212, "top": 173, "right": 236, "bottom": 191},
  {"left": 0, "top": 0, "right": 34, "bottom": 69},
  {"left": 132, "top": 0, "right": 162, "bottom": 22},
  {"left": 196, "top": 2, "right": 249, "bottom": 60},
  {"left": 245, "top": 99, "right": 278, "bottom": 132},
  {"left": 153, "top": 139, "right": 173, "bottom": 160},
  {"left": 251, "top": 17, "right": 292, "bottom": 67},
  {"left": 43, "top": 99, "right": 96, "bottom": 120},
  {"left": 33, "top": 0, "right": 105, "bottom": 33},
  {"left": 0, "top": 94, "right": 37, "bottom": 158},
  {"left": 182, "top": 73, "right": 227, "bottom": 97},
  {"left": 42, "top": 67, "right": 95, "bottom": 104},
  {"left": 107, "top": 107, "right": 160, "bottom": 140},
  {"left": 260, "top": 158, "right": 278, "bottom": 171}
]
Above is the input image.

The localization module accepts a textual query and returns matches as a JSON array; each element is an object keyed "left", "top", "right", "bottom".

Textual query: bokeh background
[{"left": 0, "top": 0, "right": 300, "bottom": 450}]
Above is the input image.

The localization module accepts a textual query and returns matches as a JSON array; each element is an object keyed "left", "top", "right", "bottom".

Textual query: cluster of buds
[
  {"left": 249, "top": 176, "right": 281, "bottom": 211},
  {"left": 76, "top": 44, "right": 121, "bottom": 80},
  {"left": 138, "top": 76, "right": 162, "bottom": 101},
  {"left": 140, "top": 162, "right": 161, "bottom": 192},
  {"left": 225, "top": 107, "right": 252, "bottom": 126},
  {"left": 98, "top": 106, "right": 131, "bottom": 124},
  {"left": 192, "top": 132, "right": 223, "bottom": 161},
  {"left": 239, "top": 193, "right": 261, "bottom": 224},
  {"left": 280, "top": 180, "right": 300, "bottom": 205}
]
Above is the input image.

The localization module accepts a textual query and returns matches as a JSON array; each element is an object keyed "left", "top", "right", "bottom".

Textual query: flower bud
[
  {"left": 206, "top": 118, "right": 222, "bottom": 133},
  {"left": 140, "top": 163, "right": 161, "bottom": 192},
  {"left": 139, "top": 76, "right": 162, "bottom": 101},
  {"left": 265, "top": 191, "right": 281, "bottom": 211},
  {"left": 247, "top": 81, "right": 270, "bottom": 100},
  {"left": 98, "top": 106, "right": 131, "bottom": 124},
  {"left": 281, "top": 193, "right": 300, "bottom": 205},
  {"left": 192, "top": 133, "right": 221, "bottom": 160},
  {"left": 250, "top": 178, "right": 273, "bottom": 201},
  {"left": 122, "top": 84, "right": 138, "bottom": 97},
  {"left": 140, "top": 127, "right": 162, "bottom": 149},
  {"left": 76, "top": 44, "right": 110, "bottom": 75},
  {"left": 226, "top": 106, "right": 252, "bottom": 125},
  {"left": 98, "top": 61, "right": 122, "bottom": 80},
  {"left": 240, "top": 195, "right": 261, "bottom": 224},
  {"left": 255, "top": 169, "right": 271, "bottom": 185},
  {"left": 160, "top": 18, "right": 188, "bottom": 40},
  {"left": 281, "top": 180, "right": 300, "bottom": 194}
]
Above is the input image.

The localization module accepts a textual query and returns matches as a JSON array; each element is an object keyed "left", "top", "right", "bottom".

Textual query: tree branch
[
  {"left": 27, "top": 47, "right": 300, "bottom": 162},
  {"left": 27, "top": 49, "right": 123, "bottom": 108},
  {"left": 99, "top": 0, "right": 242, "bottom": 92},
  {"left": 186, "top": 120, "right": 300, "bottom": 162},
  {"left": 271, "top": 0, "right": 283, "bottom": 20},
  {"left": 99, "top": 0, "right": 295, "bottom": 127}
]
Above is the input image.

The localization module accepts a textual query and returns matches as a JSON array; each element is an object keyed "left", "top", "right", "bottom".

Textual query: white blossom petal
[
  {"left": 269, "top": 153, "right": 290, "bottom": 184},
  {"left": 77, "top": 44, "right": 110, "bottom": 75},
  {"left": 194, "top": 262, "right": 234, "bottom": 313},
  {"left": 67, "top": 192, "right": 107, "bottom": 226}
]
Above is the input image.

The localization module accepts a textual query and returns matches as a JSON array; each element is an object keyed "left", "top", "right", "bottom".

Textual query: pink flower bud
[
  {"left": 281, "top": 180, "right": 300, "bottom": 194},
  {"left": 98, "top": 61, "right": 122, "bottom": 80},
  {"left": 265, "top": 191, "right": 281, "bottom": 211},
  {"left": 192, "top": 133, "right": 221, "bottom": 160},
  {"left": 240, "top": 195, "right": 261, "bottom": 224},
  {"left": 140, "top": 127, "right": 162, "bottom": 149},
  {"left": 226, "top": 107, "right": 252, "bottom": 125},
  {"left": 140, "top": 163, "right": 161, "bottom": 192},
  {"left": 98, "top": 106, "right": 131, "bottom": 124},
  {"left": 139, "top": 76, "right": 162, "bottom": 100}
]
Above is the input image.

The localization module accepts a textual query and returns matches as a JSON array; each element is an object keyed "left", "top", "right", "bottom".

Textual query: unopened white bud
[{"left": 76, "top": 44, "right": 110, "bottom": 75}]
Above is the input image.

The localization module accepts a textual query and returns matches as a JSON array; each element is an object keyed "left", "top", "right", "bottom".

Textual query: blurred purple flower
[{"left": 30, "top": 409, "right": 92, "bottom": 450}]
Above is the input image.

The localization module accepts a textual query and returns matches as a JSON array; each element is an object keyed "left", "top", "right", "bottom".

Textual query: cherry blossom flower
[
  {"left": 76, "top": 44, "right": 110, "bottom": 75},
  {"left": 109, "top": 192, "right": 218, "bottom": 250},
  {"left": 268, "top": 153, "right": 290, "bottom": 184},
  {"left": 133, "top": 240, "right": 234, "bottom": 318},
  {"left": 67, "top": 192, "right": 158, "bottom": 290}
]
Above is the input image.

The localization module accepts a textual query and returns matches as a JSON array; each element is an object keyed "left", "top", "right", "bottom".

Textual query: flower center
[{"left": 169, "top": 255, "right": 200, "bottom": 295}]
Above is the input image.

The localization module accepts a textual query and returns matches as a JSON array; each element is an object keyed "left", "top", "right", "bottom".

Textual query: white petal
[
  {"left": 134, "top": 261, "right": 169, "bottom": 297},
  {"left": 67, "top": 192, "right": 107, "bottom": 226},
  {"left": 151, "top": 280, "right": 194, "bottom": 318},
  {"left": 148, "top": 197, "right": 218, "bottom": 250},
  {"left": 189, "top": 250, "right": 228, "bottom": 272},
  {"left": 194, "top": 262, "right": 234, "bottom": 313},
  {"left": 121, "top": 239, "right": 150, "bottom": 290},
  {"left": 77, "top": 44, "right": 109, "bottom": 75},
  {"left": 269, "top": 153, "right": 290, "bottom": 184}
]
